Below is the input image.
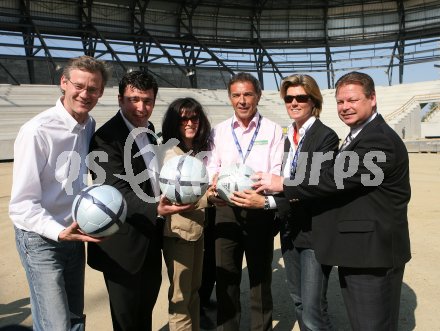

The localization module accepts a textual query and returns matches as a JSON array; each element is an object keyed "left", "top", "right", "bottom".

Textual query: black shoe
[
  {"left": 201, "top": 299, "right": 217, "bottom": 310},
  {"left": 200, "top": 313, "right": 216, "bottom": 330}
]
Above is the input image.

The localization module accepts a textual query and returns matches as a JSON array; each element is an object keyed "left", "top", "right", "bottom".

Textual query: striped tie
[{"left": 339, "top": 132, "right": 353, "bottom": 152}]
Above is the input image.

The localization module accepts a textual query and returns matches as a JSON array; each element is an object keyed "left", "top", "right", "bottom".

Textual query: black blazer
[
  {"left": 87, "top": 112, "right": 159, "bottom": 274},
  {"left": 283, "top": 114, "right": 411, "bottom": 268},
  {"left": 274, "top": 119, "right": 339, "bottom": 250}
]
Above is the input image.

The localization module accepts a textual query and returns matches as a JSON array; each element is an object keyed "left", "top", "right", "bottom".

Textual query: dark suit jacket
[
  {"left": 87, "top": 112, "right": 160, "bottom": 275},
  {"left": 274, "top": 119, "right": 339, "bottom": 250},
  {"left": 283, "top": 114, "right": 411, "bottom": 268}
]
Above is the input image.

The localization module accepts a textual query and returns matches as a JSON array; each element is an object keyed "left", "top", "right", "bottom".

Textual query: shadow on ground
[{"left": 0, "top": 298, "right": 31, "bottom": 328}]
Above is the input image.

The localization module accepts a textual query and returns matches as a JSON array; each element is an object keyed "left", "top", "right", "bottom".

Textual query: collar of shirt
[
  {"left": 232, "top": 111, "right": 260, "bottom": 132},
  {"left": 119, "top": 109, "right": 150, "bottom": 139},
  {"left": 282, "top": 116, "right": 315, "bottom": 178},
  {"left": 286, "top": 116, "right": 316, "bottom": 148},
  {"left": 350, "top": 111, "right": 378, "bottom": 139},
  {"left": 57, "top": 98, "right": 91, "bottom": 133}
]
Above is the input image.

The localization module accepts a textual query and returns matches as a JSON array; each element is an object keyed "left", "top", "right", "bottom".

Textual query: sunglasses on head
[{"left": 283, "top": 94, "right": 310, "bottom": 103}]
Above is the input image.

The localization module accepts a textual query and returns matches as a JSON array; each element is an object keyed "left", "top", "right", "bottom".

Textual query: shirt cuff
[
  {"left": 267, "top": 196, "right": 277, "bottom": 209},
  {"left": 46, "top": 222, "right": 68, "bottom": 242}
]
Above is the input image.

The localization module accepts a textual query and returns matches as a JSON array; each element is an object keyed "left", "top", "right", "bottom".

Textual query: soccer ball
[
  {"left": 159, "top": 155, "right": 209, "bottom": 204},
  {"left": 72, "top": 184, "right": 127, "bottom": 237},
  {"left": 216, "top": 163, "right": 256, "bottom": 204}
]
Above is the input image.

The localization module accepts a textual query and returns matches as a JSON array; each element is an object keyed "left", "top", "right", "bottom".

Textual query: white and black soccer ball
[
  {"left": 72, "top": 184, "right": 127, "bottom": 237},
  {"left": 159, "top": 155, "right": 209, "bottom": 204},
  {"left": 216, "top": 163, "right": 256, "bottom": 204}
]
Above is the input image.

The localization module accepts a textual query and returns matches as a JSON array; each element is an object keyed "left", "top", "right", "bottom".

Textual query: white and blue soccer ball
[
  {"left": 72, "top": 184, "right": 127, "bottom": 237},
  {"left": 159, "top": 155, "right": 209, "bottom": 204},
  {"left": 216, "top": 163, "right": 256, "bottom": 204}
]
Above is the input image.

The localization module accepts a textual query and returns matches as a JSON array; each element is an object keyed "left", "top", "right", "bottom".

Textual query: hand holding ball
[
  {"left": 72, "top": 184, "right": 127, "bottom": 237},
  {"left": 216, "top": 164, "right": 256, "bottom": 204}
]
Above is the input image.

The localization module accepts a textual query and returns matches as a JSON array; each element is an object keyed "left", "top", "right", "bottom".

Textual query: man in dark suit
[
  {"left": 87, "top": 71, "right": 189, "bottom": 331},
  {"left": 255, "top": 71, "right": 411, "bottom": 331}
]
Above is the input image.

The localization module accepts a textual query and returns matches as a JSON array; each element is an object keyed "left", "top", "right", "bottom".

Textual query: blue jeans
[
  {"left": 15, "top": 227, "right": 86, "bottom": 331},
  {"left": 282, "top": 244, "right": 333, "bottom": 331}
]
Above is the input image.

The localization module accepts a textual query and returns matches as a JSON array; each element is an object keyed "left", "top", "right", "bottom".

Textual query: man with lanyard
[
  {"left": 231, "top": 74, "right": 338, "bottom": 330},
  {"left": 207, "top": 72, "right": 284, "bottom": 330}
]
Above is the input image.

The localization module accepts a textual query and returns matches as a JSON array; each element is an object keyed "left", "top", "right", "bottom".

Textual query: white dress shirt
[
  {"left": 267, "top": 116, "right": 316, "bottom": 208},
  {"left": 350, "top": 112, "right": 378, "bottom": 140},
  {"left": 282, "top": 116, "right": 316, "bottom": 178},
  {"left": 337, "top": 112, "right": 378, "bottom": 155},
  {"left": 9, "top": 98, "right": 95, "bottom": 241},
  {"left": 119, "top": 110, "right": 161, "bottom": 198}
]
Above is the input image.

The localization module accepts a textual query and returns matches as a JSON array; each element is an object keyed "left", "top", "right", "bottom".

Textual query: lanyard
[
  {"left": 290, "top": 130, "right": 306, "bottom": 179},
  {"left": 231, "top": 115, "right": 262, "bottom": 164}
]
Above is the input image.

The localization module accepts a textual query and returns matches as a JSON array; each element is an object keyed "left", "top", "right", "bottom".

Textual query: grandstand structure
[
  {"left": 422, "top": 102, "right": 440, "bottom": 136},
  {"left": 0, "top": 1, "right": 439, "bottom": 88},
  {"left": 0, "top": 0, "right": 440, "bottom": 159},
  {"left": 1, "top": 80, "right": 440, "bottom": 160}
]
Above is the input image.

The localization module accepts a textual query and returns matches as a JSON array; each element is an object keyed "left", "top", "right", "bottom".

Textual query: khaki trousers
[{"left": 163, "top": 236, "right": 204, "bottom": 331}]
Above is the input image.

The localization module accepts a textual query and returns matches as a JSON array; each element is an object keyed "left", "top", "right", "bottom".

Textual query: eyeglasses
[
  {"left": 180, "top": 115, "right": 199, "bottom": 124},
  {"left": 66, "top": 77, "right": 101, "bottom": 96},
  {"left": 283, "top": 94, "right": 310, "bottom": 104}
]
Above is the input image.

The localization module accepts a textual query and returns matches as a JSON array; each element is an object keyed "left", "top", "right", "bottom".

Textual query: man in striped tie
[{"left": 254, "top": 71, "right": 411, "bottom": 331}]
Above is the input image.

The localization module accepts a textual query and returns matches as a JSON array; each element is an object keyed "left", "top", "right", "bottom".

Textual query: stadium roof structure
[{"left": 0, "top": 0, "right": 439, "bottom": 89}]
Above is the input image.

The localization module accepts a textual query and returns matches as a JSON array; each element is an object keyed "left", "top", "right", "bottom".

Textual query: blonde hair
[{"left": 280, "top": 74, "right": 323, "bottom": 118}]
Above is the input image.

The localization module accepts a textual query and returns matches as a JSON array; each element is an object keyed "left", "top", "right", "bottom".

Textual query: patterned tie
[{"left": 339, "top": 131, "right": 353, "bottom": 152}]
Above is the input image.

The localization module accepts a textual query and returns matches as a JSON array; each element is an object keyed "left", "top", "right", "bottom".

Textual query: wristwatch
[{"left": 263, "top": 196, "right": 270, "bottom": 210}]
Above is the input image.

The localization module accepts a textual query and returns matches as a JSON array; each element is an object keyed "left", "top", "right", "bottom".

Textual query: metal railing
[{"left": 384, "top": 94, "right": 440, "bottom": 122}]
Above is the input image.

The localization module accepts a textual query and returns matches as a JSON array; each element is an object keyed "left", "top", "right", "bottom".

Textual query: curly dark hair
[{"left": 161, "top": 97, "right": 212, "bottom": 154}]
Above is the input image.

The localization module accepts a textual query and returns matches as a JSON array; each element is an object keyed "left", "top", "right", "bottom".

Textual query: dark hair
[
  {"left": 227, "top": 72, "right": 262, "bottom": 97},
  {"left": 335, "top": 71, "right": 375, "bottom": 98},
  {"left": 162, "top": 97, "right": 212, "bottom": 154},
  {"left": 280, "top": 74, "right": 323, "bottom": 117},
  {"left": 335, "top": 71, "right": 376, "bottom": 111},
  {"left": 118, "top": 71, "right": 158, "bottom": 98}
]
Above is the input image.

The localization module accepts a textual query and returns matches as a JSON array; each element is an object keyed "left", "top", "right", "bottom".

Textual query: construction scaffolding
[{"left": 0, "top": 0, "right": 439, "bottom": 89}]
